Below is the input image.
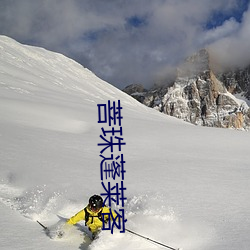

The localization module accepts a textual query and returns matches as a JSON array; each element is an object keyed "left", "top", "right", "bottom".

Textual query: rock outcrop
[{"left": 123, "top": 49, "right": 250, "bottom": 130}]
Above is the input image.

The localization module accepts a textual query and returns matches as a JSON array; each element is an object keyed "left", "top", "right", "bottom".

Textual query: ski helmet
[{"left": 89, "top": 195, "right": 103, "bottom": 211}]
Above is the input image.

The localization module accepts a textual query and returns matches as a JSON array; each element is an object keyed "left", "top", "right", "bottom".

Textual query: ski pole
[
  {"left": 125, "top": 228, "right": 180, "bottom": 250},
  {"left": 37, "top": 220, "right": 48, "bottom": 230}
]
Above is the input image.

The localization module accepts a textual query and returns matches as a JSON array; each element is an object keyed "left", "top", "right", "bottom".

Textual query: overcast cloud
[{"left": 0, "top": 0, "right": 249, "bottom": 89}]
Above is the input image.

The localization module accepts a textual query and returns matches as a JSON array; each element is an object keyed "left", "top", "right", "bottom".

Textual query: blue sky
[
  {"left": 0, "top": 0, "right": 249, "bottom": 89},
  {"left": 205, "top": 0, "right": 249, "bottom": 28}
]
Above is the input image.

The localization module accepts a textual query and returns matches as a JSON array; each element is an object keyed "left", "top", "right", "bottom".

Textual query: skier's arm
[
  {"left": 67, "top": 209, "right": 85, "bottom": 225},
  {"left": 102, "top": 206, "right": 118, "bottom": 221}
]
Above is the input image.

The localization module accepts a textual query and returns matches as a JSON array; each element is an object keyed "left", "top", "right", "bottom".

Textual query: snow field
[{"left": 0, "top": 36, "right": 250, "bottom": 250}]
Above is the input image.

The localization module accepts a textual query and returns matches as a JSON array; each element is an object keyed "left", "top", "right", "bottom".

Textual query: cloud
[
  {"left": 209, "top": 4, "right": 250, "bottom": 69},
  {"left": 200, "top": 18, "right": 240, "bottom": 45},
  {"left": 0, "top": 0, "right": 249, "bottom": 89}
]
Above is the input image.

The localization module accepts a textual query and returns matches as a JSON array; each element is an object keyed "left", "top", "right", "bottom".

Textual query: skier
[{"left": 66, "top": 194, "right": 116, "bottom": 239}]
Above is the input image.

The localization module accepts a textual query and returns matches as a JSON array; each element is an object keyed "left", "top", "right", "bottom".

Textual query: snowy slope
[{"left": 0, "top": 36, "right": 250, "bottom": 250}]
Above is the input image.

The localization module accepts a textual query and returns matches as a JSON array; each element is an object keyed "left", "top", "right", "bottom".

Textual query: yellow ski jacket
[{"left": 67, "top": 206, "right": 117, "bottom": 233}]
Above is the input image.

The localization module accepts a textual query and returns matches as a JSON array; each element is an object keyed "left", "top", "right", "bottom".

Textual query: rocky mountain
[
  {"left": 123, "top": 49, "right": 250, "bottom": 130},
  {"left": 217, "top": 66, "right": 250, "bottom": 100}
]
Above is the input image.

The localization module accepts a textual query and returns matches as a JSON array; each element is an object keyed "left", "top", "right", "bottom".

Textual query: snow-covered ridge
[
  {"left": 0, "top": 35, "right": 153, "bottom": 133},
  {"left": 0, "top": 35, "right": 142, "bottom": 105}
]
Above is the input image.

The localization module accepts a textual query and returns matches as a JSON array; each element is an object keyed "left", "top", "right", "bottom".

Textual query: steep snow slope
[{"left": 0, "top": 36, "right": 250, "bottom": 250}]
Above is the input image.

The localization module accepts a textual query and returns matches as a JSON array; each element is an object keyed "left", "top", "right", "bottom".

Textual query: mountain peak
[
  {"left": 124, "top": 48, "right": 250, "bottom": 130},
  {"left": 177, "top": 49, "right": 211, "bottom": 78}
]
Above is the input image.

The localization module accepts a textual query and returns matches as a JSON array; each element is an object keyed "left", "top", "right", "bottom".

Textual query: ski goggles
[{"left": 89, "top": 204, "right": 101, "bottom": 212}]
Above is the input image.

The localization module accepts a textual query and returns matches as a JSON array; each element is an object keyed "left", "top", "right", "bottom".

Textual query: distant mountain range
[{"left": 123, "top": 49, "right": 250, "bottom": 130}]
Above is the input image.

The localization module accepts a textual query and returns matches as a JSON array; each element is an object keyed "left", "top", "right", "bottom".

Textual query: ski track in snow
[
  {"left": 0, "top": 179, "right": 211, "bottom": 250},
  {"left": 0, "top": 181, "right": 63, "bottom": 221}
]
